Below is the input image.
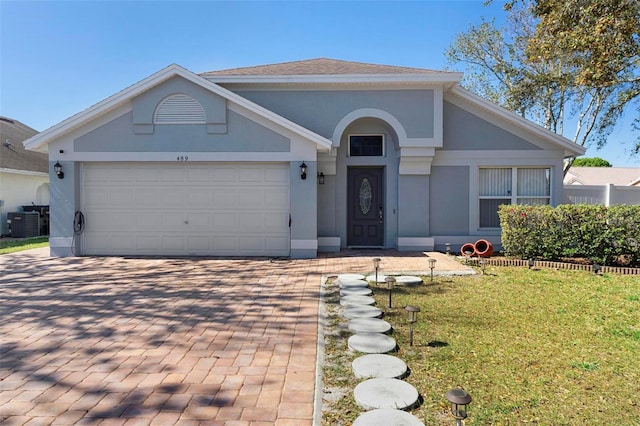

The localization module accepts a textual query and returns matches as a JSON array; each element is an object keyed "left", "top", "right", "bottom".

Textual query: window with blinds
[
  {"left": 154, "top": 94, "right": 206, "bottom": 124},
  {"left": 479, "top": 167, "right": 550, "bottom": 228}
]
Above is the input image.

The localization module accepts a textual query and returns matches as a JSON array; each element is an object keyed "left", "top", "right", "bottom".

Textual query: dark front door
[{"left": 347, "top": 167, "right": 384, "bottom": 247}]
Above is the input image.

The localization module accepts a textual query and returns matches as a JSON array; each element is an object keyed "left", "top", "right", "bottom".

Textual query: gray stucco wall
[
  {"left": 233, "top": 90, "right": 435, "bottom": 140},
  {"left": 398, "top": 175, "right": 429, "bottom": 237},
  {"left": 49, "top": 160, "right": 79, "bottom": 257},
  {"left": 443, "top": 101, "right": 541, "bottom": 150},
  {"left": 290, "top": 161, "right": 317, "bottom": 258},
  {"left": 429, "top": 166, "right": 470, "bottom": 235},
  {"left": 74, "top": 110, "right": 289, "bottom": 152}
]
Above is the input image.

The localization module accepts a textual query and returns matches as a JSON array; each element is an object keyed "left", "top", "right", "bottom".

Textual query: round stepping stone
[
  {"left": 348, "top": 333, "right": 396, "bottom": 354},
  {"left": 340, "top": 295, "right": 376, "bottom": 307},
  {"left": 352, "top": 354, "right": 408, "bottom": 379},
  {"left": 340, "top": 287, "right": 372, "bottom": 296},
  {"left": 338, "top": 279, "right": 369, "bottom": 289},
  {"left": 337, "top": 273, "right": 366, "bottom": 281},
  {"left": 353, "top": 378, "right": 419, "bottom": 410},
  {"left": 353, "top": 408, "right": 424, "bottom": 426},
  {"left": 365, "top": 274, "right": 389, "bottom": 284},
  {"left": 395, "top": 275, "right": 423, "bottom": 286},
  {"left": 343, "top": 305, "right": 383, "bottom": 319},
  {"left": 348, "top": 318, "right": 391, "bottom": 334}
]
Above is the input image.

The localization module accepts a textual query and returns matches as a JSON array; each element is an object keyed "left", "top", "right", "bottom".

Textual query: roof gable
[
  {"left": 446, "top": 86, "right": 586, "bottom": 158},
  {"left": 22, "top": 64, "right": 332, "bottom": 152}
]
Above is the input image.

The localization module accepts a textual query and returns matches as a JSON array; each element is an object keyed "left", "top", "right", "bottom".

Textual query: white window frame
[
  {"left": 478, "top": 166, "right": 551, "bottom": 229},
  {"left": 348, "top": 134, "right": 385, "bottom": 157}
]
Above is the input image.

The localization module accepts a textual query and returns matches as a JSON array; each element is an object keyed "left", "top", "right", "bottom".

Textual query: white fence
[{"left": 563, "top": 184, "right": 640, "bottom": 206}]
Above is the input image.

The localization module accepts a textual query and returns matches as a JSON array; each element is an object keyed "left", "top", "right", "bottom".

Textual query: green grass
[
  {"left": 0, "top": 237, "right": 49, "bottom": 254},
  {"left": 322, "top": 267, "right": 640, "bottom": 425}
]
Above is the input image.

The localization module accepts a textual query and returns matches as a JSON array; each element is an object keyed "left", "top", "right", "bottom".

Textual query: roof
[
  {"left": 22, "top": 64, "right": 333, "bottom": 153},
  {"left": 202, "top": 57, "right": 451, "bottom": 76},
  {"left": 0, "top": 116, "right": 47, "bottom": 173},
  {"left": 564, "top": 166, "right": 640, "bottom": 186},
  {"left": 201, "top": 57, "right": 463, "bottom": 85}
]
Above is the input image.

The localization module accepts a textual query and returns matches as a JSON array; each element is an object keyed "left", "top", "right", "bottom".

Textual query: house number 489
[{"left": 177, "top": 156, "right": 189, "bottom": 161}]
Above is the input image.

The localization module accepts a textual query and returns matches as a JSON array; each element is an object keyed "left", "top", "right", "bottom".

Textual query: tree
[
  {"left": 571, "top": 157, "right": 612, "bottom": 167},
  {"left": 524, "top": 0, "right": 640, "bottom": 155},
  {"left": 447, "top": 0, "right": 640, "bottom": 171}
]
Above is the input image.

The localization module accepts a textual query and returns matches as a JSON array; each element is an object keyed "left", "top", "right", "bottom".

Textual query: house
[
  {"left": 564, "top": 167, "right": 640, "bottom": 186},
  {"left": 23, "top": 58, "right": 585, "bottom": 258},
  {"left": 1, "top": 116, "right": 49, "bottom": 237}
]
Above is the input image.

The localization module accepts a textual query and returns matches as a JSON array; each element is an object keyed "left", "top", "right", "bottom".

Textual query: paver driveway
[{"left": 1, "top": 248, "right": 469, "bottom": 425}]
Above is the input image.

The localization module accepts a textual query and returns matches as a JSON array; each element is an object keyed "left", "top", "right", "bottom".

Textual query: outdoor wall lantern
[
  {"left": 429, "top": 258, "right": 437, "bottom": 282},
  {"left": 528, "top": 258, "right": 535, "bottom": 269},
  {"left": 445, "top": 388, "right": 472, "bottom": 426},
  {"left": 317, "top": 172, "right": 325, "bottom": 184},
  {"left": 385, "top": 276, "right": 396, "bottom": 308},
  {"left": 300, "top": 162, "right": 307, "bottom": 180},
  {"left": 405, "top": 305, "right": 420, "bottom": 346},
  {"left": 373, "top": 257, "right": 381, "bottom": 285},
  {"left": 445, "top": 242, "right": 452, "bottom": 256},
  {"left": 54, "top": 161, "right": 64, "bottom": 179}
]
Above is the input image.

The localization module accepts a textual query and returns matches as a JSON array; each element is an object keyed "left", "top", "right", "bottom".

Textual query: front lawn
[
  {"left": 322, "top": 267, "right": 640, "bottom": 425},
  {"left": 0, "top": 237, "right": 49, "bottom": 254}
]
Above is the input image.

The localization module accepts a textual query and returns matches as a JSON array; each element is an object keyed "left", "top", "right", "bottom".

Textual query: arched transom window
[{"left": 154, "top": 94, "right": 205, "bottom": 124}]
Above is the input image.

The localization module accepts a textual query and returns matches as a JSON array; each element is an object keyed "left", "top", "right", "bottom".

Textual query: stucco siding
[
  {"left": 443, "top": 101, "right": 540, "bottom": 151},
  {"left": 398, "top": 175, "right": 429, "bottom": 236},
  {"left": 429, "top": 166, "right": 469, "bottom": 235},
  {"left": 74, "top": 110, "right": 290, "bottom": 152},
  {"left": 233, "top": 90, "right": 435, "bottom": 140}
]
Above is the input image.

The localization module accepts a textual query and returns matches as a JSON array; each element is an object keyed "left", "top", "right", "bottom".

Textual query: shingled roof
[
  {"left": 0, "top": 116, "right": 47, "bottom": 173},
  {"left": 201, "top": 57, "right": 450, "bottom": 76}
]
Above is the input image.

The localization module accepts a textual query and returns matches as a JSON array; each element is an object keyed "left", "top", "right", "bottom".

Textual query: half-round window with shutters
[{"left": 154, "top": 94, "right": 206, "bottom": 124}]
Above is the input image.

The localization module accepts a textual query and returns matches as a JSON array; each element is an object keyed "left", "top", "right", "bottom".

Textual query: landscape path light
[
  {"left": 405, "top": 305, "right": 420, "bottom": 346},
  {"left": 385, "top": 276, "right": 395, "bottom": 308},
  {"left": 445, "top": 242, "right": 451, "bottom": 256},
  {"left": 372, "top": 257, "right": 381, "bottom": 286},
  {"left": 528, "top": 258, "right": 535, "bottom": 269},
  {"left": 445, "top": 388, "right": 472, "bottom": 426},
  {"left": 429, "top": 258, "right": 437, "bottom": 282},
  {"left": 479, "top": 259, "right": 486, "bottom": 275}
]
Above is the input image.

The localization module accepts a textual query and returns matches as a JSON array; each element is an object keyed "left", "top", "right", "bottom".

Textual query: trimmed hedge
[{"left": 498, "top": 204, "right": 640, "bottom": 267}]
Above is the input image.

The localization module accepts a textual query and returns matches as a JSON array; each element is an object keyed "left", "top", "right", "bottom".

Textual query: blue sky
[{"left": 1, "top": 0, "right": 637, "bottom": 166}]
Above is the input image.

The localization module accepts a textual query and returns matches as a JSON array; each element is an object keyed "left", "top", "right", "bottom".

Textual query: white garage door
[{"left": 81, "top": 162, "right": 290, "bottom": 256}]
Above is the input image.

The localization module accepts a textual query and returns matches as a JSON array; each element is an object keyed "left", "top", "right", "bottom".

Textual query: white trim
[
  {"left": 52, "top": 151, "right": 313, "bottom": 162},
  {"left": 23, "top": 64, "right": 332, "bottom": 152},
  {"left": 332, "top": 108, "right": 408, "bottom": 147},
  {"left": 397, "top": 237, "right": 435, "bottom": 249},
  {"left": 0, "top": 168, "right": 49, "bottom": 177},
  {"left": 290, "top": 239, "right": 318, "bottom": 250}
]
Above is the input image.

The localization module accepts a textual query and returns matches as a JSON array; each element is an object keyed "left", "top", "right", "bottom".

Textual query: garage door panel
[{"left": 82, "top": 162, "right": 290, "bottom": 256}]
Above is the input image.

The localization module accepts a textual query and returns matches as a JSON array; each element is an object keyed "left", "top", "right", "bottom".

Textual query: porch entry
[{"left": 347, "top": 167, "right": 384, "bottom": 247}]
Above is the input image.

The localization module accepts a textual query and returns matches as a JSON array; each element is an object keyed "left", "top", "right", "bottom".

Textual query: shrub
[{"left": 499, "top": 204, "right": 640, "bottom": 266}]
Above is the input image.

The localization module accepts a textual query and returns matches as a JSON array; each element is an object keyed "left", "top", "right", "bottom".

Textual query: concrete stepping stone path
[
  {"left": 340, "top": 295, "right": 376, "bottom": 306},
  {"left": 352, "top": 354, "right": 408, "bottom": 379},
  {"left": 344, "top": 305, "right": 383, "bottom": 319},
  {"left": 353, "top": 408, "right": 424, "bottom": 426},
  {"left": 394, "top": 275, "right": 423, "bottom": 286},
  {"left": 338, "top": 279, "right": 370, "bottom": 289},
  {"left": 348, "top": 318, "right": 391, "bottom": 334},
  {"left": 337, "top": 273, "right": 366, "bottom": 281},
  {"left": 340, "top": 287, "right": 373, "bottom": 296},
  {"left": 348, "top": 333, "right": 397, "bottom": 354},
  {"left": 353, "top": 377, "right": 420, "bottom": 410}
]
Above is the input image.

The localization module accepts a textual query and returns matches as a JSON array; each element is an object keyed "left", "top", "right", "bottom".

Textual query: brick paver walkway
[{"left": 0, "top": 248, "right": 471, "bottom": 425}]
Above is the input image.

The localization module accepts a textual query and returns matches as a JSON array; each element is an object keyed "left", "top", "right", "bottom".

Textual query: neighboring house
[
  {"left": 23, "top": 58, "right": 585, "bottom": 258},
  {"left": 564, "top": 166, "right": 640, "bottom": 186},
  {"left": 0, "top": 116, "right": 49, "bottom": 236}
]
